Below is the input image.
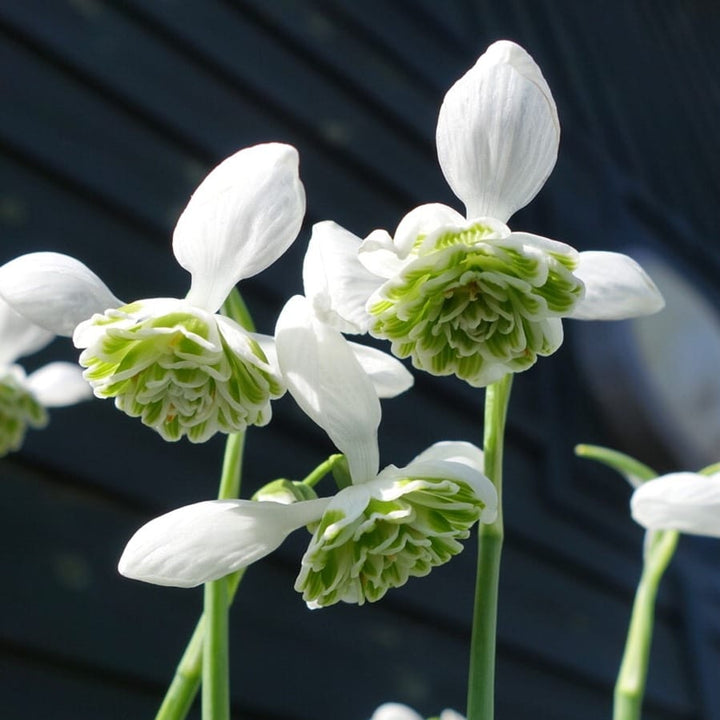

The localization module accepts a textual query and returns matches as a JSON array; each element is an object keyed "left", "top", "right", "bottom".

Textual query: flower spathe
[
  {"left": 631, "top": 471, "right": 720, "bottom": 538},
  {"left": 0, "top": 298, "right": 91, "bottom": 456},
  {"left": 303, "top": 41, "right": 664, "bottom": 387},
  {"left": 0, "top": 143, "right": 306, "bottom": 442},
  {"left": 119, "top": 296, "right": 497, "bottom": 606}
]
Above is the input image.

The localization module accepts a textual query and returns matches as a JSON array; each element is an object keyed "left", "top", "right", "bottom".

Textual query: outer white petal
[
  {"left": 436, "top": 40, "right": 559, "bottom": 223},
  {"left": 631, "top": 472, "right": 720, "bottom": 537},
  {"left": 174, "top": 143, "right": 306, "bottom": 313},
  {"left": 0, "top": 252, "right": 122, "bottom": 337},
  {"left": 370, "top": 704, "right": 424, "bottom": 720},
  {"left": 118, "top": 497, "right": 329, "bottom": 587},
  {"left": 26, "top": 362, "right": 92, "bottom": 407},
  {"left": 348, "top": 342, "right": 414, "bottom": 398},
  {"left": 0, "top": 297, "right": 54, "bottom": 365},
  {"left": 276, "top": 295, "right": 381, "bottom": 484},
  {"left": 303, "top": 221, "right": 381, "bottom": 333},
  {"left": 570, "top": 251, "right": 665, "bottom": 320},
  {"left": 379, "top": 443, "right": 498, "bottom": 523},
  {"left": 440, "top": 711, "right": 466, "bottom": 720}
]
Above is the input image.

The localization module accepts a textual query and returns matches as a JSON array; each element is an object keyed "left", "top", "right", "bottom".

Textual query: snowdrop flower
[
  {"left": 370, "top": 703, "right": 465, "bottom": 720},
  {"left": 631, "top": 470, "right": 720, "bottom": 537},
  {"left": 0, "top": 298, "right": 90, "bottom": 456},
  {"left": 0, "top": 143, "right": 305, "bottom": 442},
  {"left": 119, "top": 295, "right": 496, "bottom": 607},
  {"left": 304, "top": 41, "right": 664, "bottom": 387}
]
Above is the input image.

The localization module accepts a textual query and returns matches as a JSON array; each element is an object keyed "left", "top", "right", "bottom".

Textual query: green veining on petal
[
  {"left": 295, "top": 476, "right": 487, "bottom": 607},
  {"left": 78, "top": 302, "right": 284, "bottom": 443},
  {"left": 369, "top": 228, "right": 583, "bottom": 387},
  {"left": 0, "top": 369, "right": 48, "bottom": 456}
]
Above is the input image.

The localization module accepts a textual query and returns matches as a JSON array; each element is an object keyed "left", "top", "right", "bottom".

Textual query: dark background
[{"left": 1, "top": 2, "right": 719, "bottom": 719}]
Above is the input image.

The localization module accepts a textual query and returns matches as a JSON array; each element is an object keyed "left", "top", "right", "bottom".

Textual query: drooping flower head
[
  {"left": 303, "top": 41, "right": 664, "bottom": 387},
  {"left": 0, "top": 298, "right": 91, "bottom": 456},
  {"left": 0, "top": 144, "right": 305, "bottom": 442},
  {"left": 119, "top": 296, "right": 496, "bottom": 607},
  {"left": 370, "top": 703, "right": 465, "bottom": 720}
]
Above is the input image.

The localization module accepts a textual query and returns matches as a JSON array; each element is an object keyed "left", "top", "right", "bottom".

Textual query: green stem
[
  {"left": 613, "top": 529, "right": 679, "bottom": 720},
  {"left": 466, "top": 374, "right": 513, "bottom": 720},
  {"left": 301, "top": 453, "right": 344, "bottom": 488},
  {"left": 203, "top": 578, "right": 230, "bottom": 720},
  {"left": 222, "top": 288, "right": 256, "bottom": 333}
]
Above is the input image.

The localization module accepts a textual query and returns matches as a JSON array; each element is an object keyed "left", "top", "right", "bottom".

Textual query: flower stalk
[
  {"left": 613, "top": 529, "right": 679, "bottom": 720},
  {"left": 467, "top": 373, "right": 512, "bottom": 720}
]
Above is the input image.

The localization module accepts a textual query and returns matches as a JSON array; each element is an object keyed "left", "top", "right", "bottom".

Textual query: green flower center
[
  {"left": 368, "top": 224, "right": 583, "bottom": 386},
  {"left": 295, "top": 476, "right": 485, "bottom": 607},
  {"left": 78, "top": 302, "right": 284, "bottom": 443},
  {"left": 0, "top": 369, "right": 47, "bottom": 456}
]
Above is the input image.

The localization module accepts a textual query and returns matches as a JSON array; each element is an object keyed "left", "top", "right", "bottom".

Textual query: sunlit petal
[
  {"left": 631, "top": 472, "right": 720, "bottom": 537},
  {"left": 347, "top": 342, "right": 413, "bottom": 398},
  {"left": 174, "top": 143, "right": 306, "bottom": 313},
  {"left": 0, "top": 298, "right": 54, "bottom": 365},
  {"left": 303, "top": 221, "right": 380, "bottom": 333},
  {"left": 119, "top": 498, "right": 329, "bottom": 587},
  {"left": 436, "top": 40, "right": 559, "bottom": 222},
  {"left": 370, "top": 704, "right": 424, "bottom": 720},
  {"left": 570, "top": 251, "right": 665, "bottom": 320},
  {"left": 0, "top": 252, "right": 122, "bottom": 337},
  {"left": 275, "top": 295, "right": 380, "bottom": 483},
  {"left": 26, "top": 362, "right": 92, "bottom": 407}
]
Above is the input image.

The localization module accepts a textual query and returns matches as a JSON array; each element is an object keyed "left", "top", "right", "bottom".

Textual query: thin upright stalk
[
  {"left": 466, "top": 374, "right": 513, "bottom": 720},
  {"left": 203, "top": 577, "right": 230, "bottom": 720},
  {"left": 613, "top": 529, "right": 679, "bottom": 720}
]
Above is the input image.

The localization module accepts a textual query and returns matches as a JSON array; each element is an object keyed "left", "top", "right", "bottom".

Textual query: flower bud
[{"left": 252, "top": 479, "right": 319, "bottom": 504}]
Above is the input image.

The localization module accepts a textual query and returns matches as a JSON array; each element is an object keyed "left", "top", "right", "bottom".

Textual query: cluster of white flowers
[{"left": 0, "top": 40, "right": 674, "bottom": 614}]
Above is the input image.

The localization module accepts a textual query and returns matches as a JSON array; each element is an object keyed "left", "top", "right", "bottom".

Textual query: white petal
[
  {"left": 174, "top": 143, "right": 305, "bottom": 313},
  {"left": 391, "top": 203, "right": 467, "bottom": 259},
  {"left": 0, "top": 297, "right": 54, "bottom": 365},
  {"left": 0, "top": 253, "right": 122, "bottom": 337},
  {"left": 631, "top": 472, "right": 720, "bottom": 537},
  {"left": 118, "top": 498, "right": 329, "bottom": 587},
  {"left": 570, "top": 251, "right": 665, "bottom": 320},
  {"left": 26, "top": 362, "right": 92, "bottom": 407},
  {"left": 348, "top": 342, "right": 414, "bottom": 398},
  {"left": 303, "top": 221, "right": 381, "bottom": 333},
  {"left": 275, "top": 295, "right": 381, "bottom": 484},
  {"left": 381, "top": 442, "right": 498, "bottom": 523},
  {"left": 436, "top": 40, "right": 559, "bottom": 223},
  {"left": 440, "top": 711, "right": 466, "bottom": 720},
  {"left": 370, "top": 704, "right": 424, "bottom": 720}
]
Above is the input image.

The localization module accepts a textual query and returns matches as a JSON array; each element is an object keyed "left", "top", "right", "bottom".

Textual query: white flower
[
  {"left": 0, "top": 143, "right": 305, "bottom": 442},
  {"left": 303, "top": 41, "right": 664, "bottom": 387},
  {"left": 0, "top": 298, "right": 91, "bottom": 456},
  {"left": 631, "top": 471, "right": 720, "bottom": 537},
  {"left": 370, "top": 703, "right": 465, "bottom": 720},
  {"left": 119, "top": 296, "right": 496, "bottom": 607}
]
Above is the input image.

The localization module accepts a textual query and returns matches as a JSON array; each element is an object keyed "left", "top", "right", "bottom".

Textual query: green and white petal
[
  {"left": 0, "top": 252, "right": 122, "bottom": 337},
  {"left": 436, "top": 40, "right": 559, "bottom": 223},
  {"left": 367, "top": 224, "right": 581, "bottom": 386},
  {"left": 0, "top": 365, "right": 48, "bottom": 456},
  {"left": 390, "top": 203, "right": 467, "bottom": 260},
  {"left": 347, "top": 342, "right": 414, "bottom": 398},
  {"left": 569, "top": 251, "right": 665, "bottom": 320},
  {"left": 75, "top": 298, "right": 284, "bottom": 443},
  {"left": 26, "top": 362, "right": 92, "bottom": 407},
  {"left": 370, "top": 704, "right": 424, "bottom": 720},
  {"left": 276, "top": 295, "right": 380, "bottom": 483},
  {"left": 631, "top": 472, "right": 720, "bottom": 537},
  {"left": 119, "top": 497, "right": 330, "bottom": 588},
  {"left": 0, "top": 297, "right": 54, "bottom": 365},
  {"left": 295, "top": 453, "right": 495, "bottom": 607},
  {"left": 303, "top": 221, "right": 381, "bottom": 333},
  {"left": 174, "top": 143, "right": 306, "bottom": 313}
]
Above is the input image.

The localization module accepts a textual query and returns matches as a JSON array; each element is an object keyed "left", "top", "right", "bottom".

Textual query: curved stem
[
  {"left": 466, "top": 374, "right": 513, "bottom": 720},
  {"left": 301, "top": 453, "right": 344, "bottom": 488},
  {"left": 613, "top": 529, "right": 679, "bottom": 720}
]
